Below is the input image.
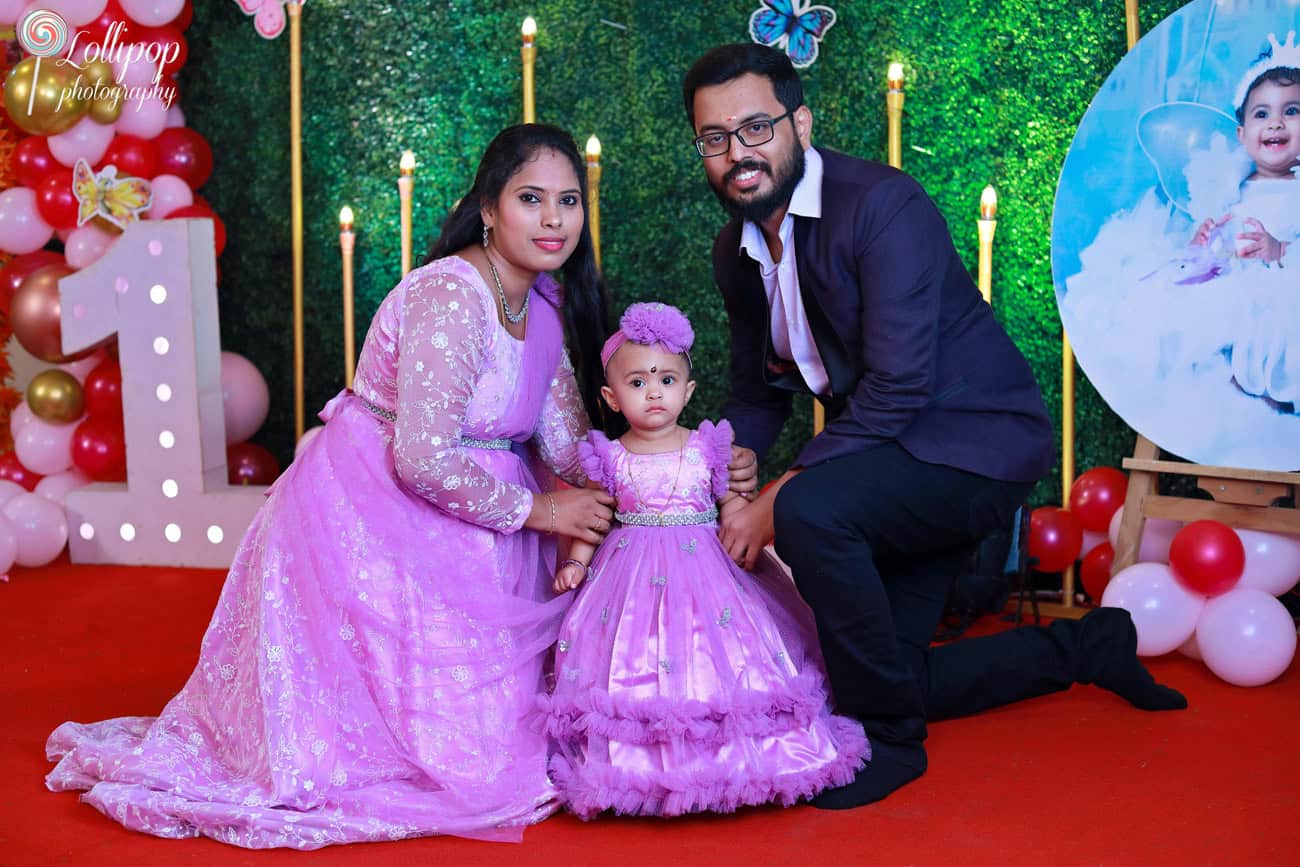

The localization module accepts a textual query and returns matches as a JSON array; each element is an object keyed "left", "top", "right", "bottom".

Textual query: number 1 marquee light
[{"left": 61, "top": 219, "right": 268, "bottom": 568}]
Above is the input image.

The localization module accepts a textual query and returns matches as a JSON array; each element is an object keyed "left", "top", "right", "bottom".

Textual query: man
[{"left": 682, "top": 43, "right": 1187, "bottom": 809}]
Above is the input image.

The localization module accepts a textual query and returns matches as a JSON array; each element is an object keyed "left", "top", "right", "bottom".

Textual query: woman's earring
[{"left": 482, "top": 225, "right": 490, "bottom": 249}]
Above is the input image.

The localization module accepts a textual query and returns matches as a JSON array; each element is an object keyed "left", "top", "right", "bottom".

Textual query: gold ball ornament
[
  {"left": 88, "top": 87, "right": 124, "bottom": 124},
  {"left": 3, "top": 57, "right": 87, "bottom": 136},
  {"left": 27, "top": 369, "right": 85, "bottom": 423}
]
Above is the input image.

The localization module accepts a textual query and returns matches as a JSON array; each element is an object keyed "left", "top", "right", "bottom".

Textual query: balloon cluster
[
  {"left": 0, "top": 0, "right": 223, "bottom": 281},
  {"left": 0, "top": 348, "right": 274, "bottom": 575},
  {"left": 1027, "top": 467, "right": 1128, "bottom": 583},
  {"left": 1101, "top": 519, "right": 1299, "bottom": 687}
]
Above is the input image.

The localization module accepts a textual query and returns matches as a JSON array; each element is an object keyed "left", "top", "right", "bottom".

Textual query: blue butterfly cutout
[{"left": 749, "top": 0, "right": 837, "bottom": 68}]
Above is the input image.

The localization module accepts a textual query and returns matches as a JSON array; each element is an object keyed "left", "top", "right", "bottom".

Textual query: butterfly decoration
[
  {"left": 749, "top": 0, "right": 837, "bottom": 69},
  {"left": 72, "top": 159, "right": 152, "bottom": 231},
  {"left": 234, "top": 0, "right": 305, "bottom": 40}
]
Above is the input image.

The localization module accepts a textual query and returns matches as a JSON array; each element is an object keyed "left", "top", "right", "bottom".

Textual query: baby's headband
[
  {"left": 600, "top": 302, "right": 695, "bottom": 369},
  {"left": 1234, "top": 31, "right": 1300, "bottom": 112}
]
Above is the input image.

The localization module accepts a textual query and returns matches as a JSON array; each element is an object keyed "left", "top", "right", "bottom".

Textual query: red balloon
[
  {"left": 83, "top": 360, "right": 124, "bottom": 419},
  {"left": 167, "top": 204, "right": 225, "bottom": 256},
  {"left": 1069, "top": 467, "right": 1128, "bottom": 533},
  {"left": 0, "top": 451, "right": 43, "bottom": 491},
  {"left": 71, "top": 416, "right": 127, "bottom": 482},
  {"left": 82, "top": 0, "right": 136, "bottom": 44},
  {"left": 1028, "top": 506, "right": 1084, "bottom": 573},
  {"left": 11, "top": 136, "right": 58, "bottom": 189},
  {"left": 1169, "top": 520, "right": 1245, "bottom": 596},
  {"left": 227, "top": 443, "right": 281, "bottom": 486},
  {"left": 35, "top": 169, "right": 80, "bottom": 231},
  {"left": 0, "top": 250, "right": 65, "bottom": 318},
  {"left": 1080, "top": 541, "right": 1115, "bottom": 602},
  {"left": 174, "top": 0, "right": 193, "bottom": 30},
  {"left": 97, "top": 135, "right": 159, "bottom": 180},
  {"left": 132, "top": 26, "right": 188, "bottom": 77},
  {"left": 153, "top": 127, "right": 213, "bottom": 189}
]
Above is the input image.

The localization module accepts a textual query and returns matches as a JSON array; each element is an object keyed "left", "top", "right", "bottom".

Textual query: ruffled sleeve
[
  {"left": 577, "top": 430, "right": 617, "bottom": 495},
  {"left": 696, "top": 419, "right": 735, "bottom": 501},
  {"left": 391, "top": 261, "right": 533, "bottom": 533}
]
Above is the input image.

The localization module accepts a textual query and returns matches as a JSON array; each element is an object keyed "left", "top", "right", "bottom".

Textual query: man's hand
[
  {"left": 727, "top": 445, "right": 759, "bottom": 499},
  {"left": 719, "top": 493, "right": 774, "bottom": 570}
]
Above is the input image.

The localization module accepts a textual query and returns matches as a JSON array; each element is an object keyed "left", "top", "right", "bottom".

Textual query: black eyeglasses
[{"left": 693, "top": 111, "right": 794, "bottom": 158}]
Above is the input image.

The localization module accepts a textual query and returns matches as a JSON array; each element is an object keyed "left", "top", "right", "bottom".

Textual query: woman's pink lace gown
[{"left": 46, "top": 256, "right": 589, "bottom": 847}]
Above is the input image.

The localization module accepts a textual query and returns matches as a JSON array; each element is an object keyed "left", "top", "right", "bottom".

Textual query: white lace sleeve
[
  {"left": 532, "top": 348, "right": 590, "bottom": 487},
  {"left": 392, "top": 266, "right": 533, "bottom": 533}
]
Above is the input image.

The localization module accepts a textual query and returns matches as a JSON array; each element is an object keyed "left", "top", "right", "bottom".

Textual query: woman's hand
[
  {"left": 1237, "top": 218, "right": 1287, "bottom": 263},
  {"left": 727, "top": 445, "right": 759, "bottom": 499},
  {"left": 526, "top": 487, "right": 615, "bottom": 544}
]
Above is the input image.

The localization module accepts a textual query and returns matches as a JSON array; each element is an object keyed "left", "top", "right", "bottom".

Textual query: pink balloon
[
  {"left": 144, "top": 173, "right": 193, "bottom": 220},
  {"left": 1108, "top": 505, "right": 1181, "bottom": 564},
  {"left": 14, "top": 414, "right": 77, "bottom": 475},
  {"left": 295, "top": 425, "right": 324, "bottom": 458},
  {"left": 116, "top": 95, "right": 169, "bottom": 140},
  {"left": 46, "top": 0, "right": 109, "bottom": 27},
  {"left": 220, "top": 351, "right": 270, "bottom": 444},
  {"left": 0, "top": 0, "right": 25, "bottom": 26},
  {"left": 48, "top": 116, "right": 116, "bottom": 168},
  {"left": 112, "top": 54, "right": 161, "bottom": 91},
  {"left": 59, "top": 349, "right": 109, "bottom": 384},
  {"left": 1100, "top": 562, "right": 1206, "bottom": 656},
  {"left": 119, "top": 0, "right": 183, "bottom": 26},
  {"left": 63, "top": 223, "right": 117, "bottom": 269},
  {"left": 0, "top": 187, "right": 56, "bottom": 255},
  {"left": 3, "top": 491, "right": 69, "bottom": 566},
  {"left": 9, "top": 401, "right": 37, "bottom": 439},
  {"left": 1196, "top": 588, "right": 1297, "bottom": 687},
  {"left": 1177, "top": 634, "right": 1202, "bottom": 661},
  {"left": 254, "top": 1, "right": 286, "bottom": 38},
  {"left": 1236, "top": 529, "right": 1300, "bottom": 597},
  {"left": 34, "top": 468, "right": 91, "bottom": 506},
  {"left": 0, "top": 479, "right": 27, "bottom": 508},
  {"left": 165, "top": 103, "right": 186, "bottom": 128},
  {"left": 0, "top": 512, "right": 16, "bottom": 578},
  {"left": 1081, "top": 529, "right": 1106, "bottom": 558}
]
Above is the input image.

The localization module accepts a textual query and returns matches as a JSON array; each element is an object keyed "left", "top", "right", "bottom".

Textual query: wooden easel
[{"left": 1112, "top": 435, "right": 1300, "bottom": 574}]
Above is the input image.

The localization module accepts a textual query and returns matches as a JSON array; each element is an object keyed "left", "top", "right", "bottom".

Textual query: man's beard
[{"left": 709, "top": 145, "right": 805, "bottom": 224}]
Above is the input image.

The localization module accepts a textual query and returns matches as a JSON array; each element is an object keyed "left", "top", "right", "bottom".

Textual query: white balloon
[
  {"left": 1100, "top": 562, "right": 1205, "bottom": 656},
  {"left": 3, "top": 492, "right": 69, "bottom": 566}
]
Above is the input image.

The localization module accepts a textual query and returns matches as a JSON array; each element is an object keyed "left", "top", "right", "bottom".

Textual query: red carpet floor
[{"left": 2, "top": 557, "right": 1297, "bottom": 866}]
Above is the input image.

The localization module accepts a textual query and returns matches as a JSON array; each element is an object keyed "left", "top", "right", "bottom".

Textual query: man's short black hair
[{"left": 682, "top": 43, "right": 805, "bottom": 129}]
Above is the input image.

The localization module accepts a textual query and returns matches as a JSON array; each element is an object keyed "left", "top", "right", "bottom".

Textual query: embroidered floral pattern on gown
[
  {"left": 541, "top": 421, "right": 869, "bottom": 818},
  {"left": 45, "top": 256, "right": 590, "bottom": 848}
]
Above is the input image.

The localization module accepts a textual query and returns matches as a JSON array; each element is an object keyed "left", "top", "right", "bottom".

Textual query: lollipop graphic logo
[
  {"left": 16, "top": 9, "right": 70, "bottom": 117},
  {"left": 18, "top": 9, "right": 70, "bottom": 57}
]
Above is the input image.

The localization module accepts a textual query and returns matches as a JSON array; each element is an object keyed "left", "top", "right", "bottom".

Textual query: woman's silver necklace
[{"left": 486, "top": 253, "right": 529, "bottom": 325}]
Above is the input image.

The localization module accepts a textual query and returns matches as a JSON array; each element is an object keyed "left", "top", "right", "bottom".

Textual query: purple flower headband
[{"left": 600, "top": 302, "right": 695, "bottom": 370}]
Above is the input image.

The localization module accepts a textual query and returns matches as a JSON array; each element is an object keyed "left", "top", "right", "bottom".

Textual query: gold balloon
[
  {"left": 79, "top": 60, "right": 117, "bottom": 88},
  {"left": 27, "top": 369, "right": 85, "bottom": 424},
  {"left": 3, "top": 57, "right": 88, "bottom": 136},
  {"left": 88, "top": 89, "right": 123, "bottom": 125}
]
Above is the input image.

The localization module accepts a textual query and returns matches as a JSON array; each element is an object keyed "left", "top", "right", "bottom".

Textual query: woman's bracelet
[
  {"left": 559, "top": 558, "right": 588, "bottom": 577},
  {"left": 545, "top": 493, "right": 556, "bottom": 535}
]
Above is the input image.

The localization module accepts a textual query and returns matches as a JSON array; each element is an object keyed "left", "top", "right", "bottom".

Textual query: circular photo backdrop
[{"left": 1052, "top": 0, "right": 1300, "bottom": 471}]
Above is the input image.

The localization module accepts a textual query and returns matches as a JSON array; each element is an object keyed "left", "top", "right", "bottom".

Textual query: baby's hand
[
  {"left": 1237, "top": 218, "right": 1287, "bottom": 263},
  {"left": 553, "top": 561, "right": 588, "bottom": 594},
  {"left": 1191, "top": 213, "right": 1230, "bottom": 247}
]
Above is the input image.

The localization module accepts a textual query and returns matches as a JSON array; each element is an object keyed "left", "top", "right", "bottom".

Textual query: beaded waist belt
[
  {"left": 615, "top": 507, "right": 718, "bottom": 527},
  {"left": 459, "top": 436, "right": 514, "bottom": 450},
  {"left": 360, "top": 396, "right": 396, "bottom": 423}
]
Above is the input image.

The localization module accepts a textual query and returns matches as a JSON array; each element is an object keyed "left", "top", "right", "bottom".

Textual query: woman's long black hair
[{"left": 425, "top": 124, "right": 610, "bottom": 430}]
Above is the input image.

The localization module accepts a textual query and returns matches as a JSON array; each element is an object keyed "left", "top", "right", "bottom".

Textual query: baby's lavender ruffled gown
[
  {"left": 45, "top": 257, "right": 591, "bottom": 847},
  {"left": 542, "top": 422, "right": 869, "bottom": 818}
]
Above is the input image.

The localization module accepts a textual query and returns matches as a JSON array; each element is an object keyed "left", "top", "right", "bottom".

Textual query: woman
[{"left": 46, "top": 124, "right": 618, "bottom": 848}]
